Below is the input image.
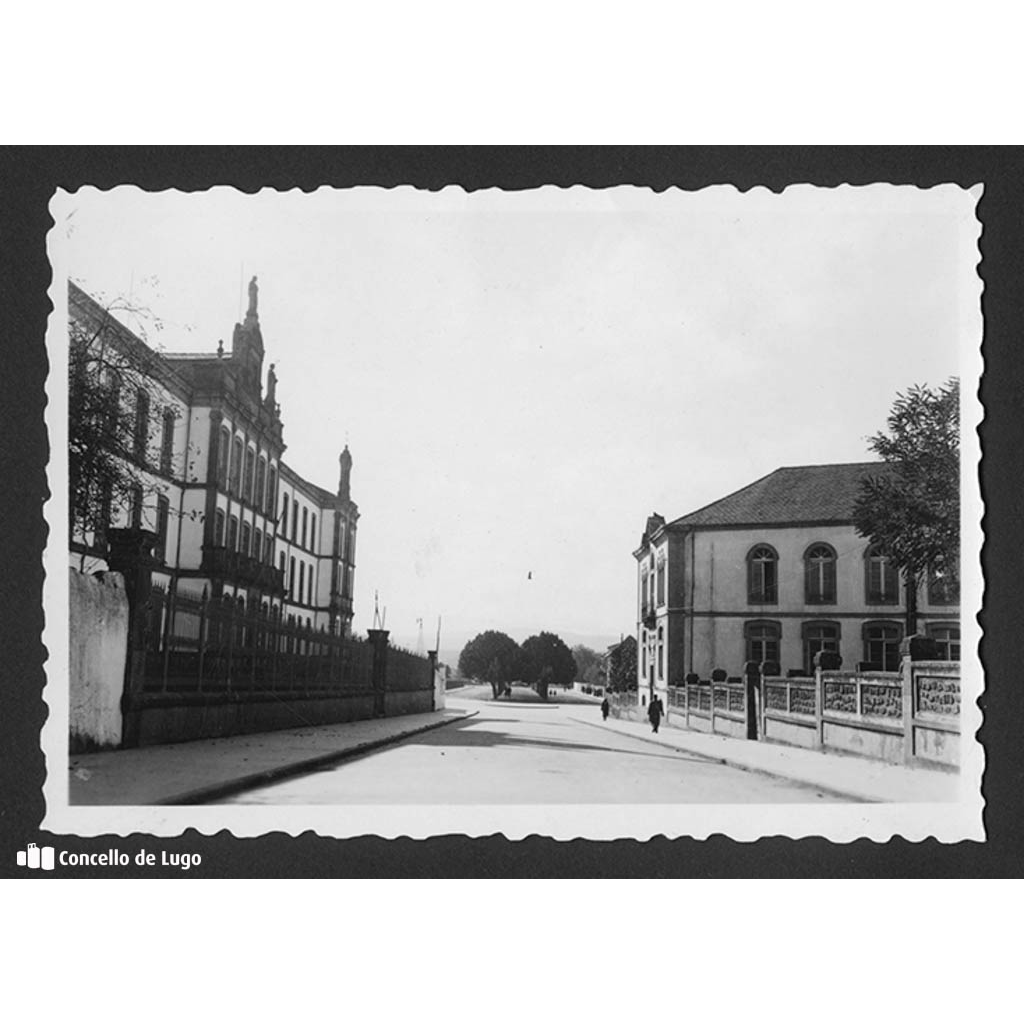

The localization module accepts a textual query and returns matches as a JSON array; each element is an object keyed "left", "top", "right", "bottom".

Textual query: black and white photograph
[{"left": 41, "top": 178, "right": 983, "bottom": 843}]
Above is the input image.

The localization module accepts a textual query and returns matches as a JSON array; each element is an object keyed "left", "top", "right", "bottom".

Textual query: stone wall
[{"left": 69, "top": 569, "right": 129, "bottom": 752}]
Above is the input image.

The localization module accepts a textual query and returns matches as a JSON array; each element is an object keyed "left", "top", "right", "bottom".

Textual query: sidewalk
[
  {"left": 567, "top": 712, "right": 960, "bottom": 803},
  {"left": 68, "top": 708, "right": 475, "bottom": 806}
]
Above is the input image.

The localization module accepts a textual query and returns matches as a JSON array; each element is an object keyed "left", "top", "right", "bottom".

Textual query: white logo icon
[{"left": 16, "top": 844, "right": 55, "bottom": 871}]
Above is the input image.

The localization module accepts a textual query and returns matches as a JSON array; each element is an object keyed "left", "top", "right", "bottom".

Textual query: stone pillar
[
  {"left": 743, "top": 661, "right": 760, "bottom": 740},
  {"left": 898, "top": 635, "right": 937, "bottom": 764},
  {"left": 105, "top": 527, "right": 159, "bottom": 748},
  {"left": 367, "top": 628, "right": 389, "bottom": 718},
  {"left": 811, "top": 652, "right": 840, "bottom": 750},
  {"left": 428, "top": 650, "right": 438, "bottom": 712}
]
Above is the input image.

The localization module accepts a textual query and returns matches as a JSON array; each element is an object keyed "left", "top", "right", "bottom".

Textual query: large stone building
[
  {"left": 68, "top": 277, "right": 359, "bottom": 635},
  {"left": 633, "top": 463, "right": 960, "bottom": 707}
]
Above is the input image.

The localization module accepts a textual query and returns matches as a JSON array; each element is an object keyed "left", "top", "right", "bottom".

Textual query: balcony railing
[{"left": 201, "top": 544, "right": 286, "bottom": 594}]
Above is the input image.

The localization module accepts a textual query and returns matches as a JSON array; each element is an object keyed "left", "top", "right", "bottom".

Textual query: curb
[
  {"left": 157, "top": 710, "right": 478, "bottom": 805},
  {"left": 566, "top": 715, "right": 881, "bottom": 803}
]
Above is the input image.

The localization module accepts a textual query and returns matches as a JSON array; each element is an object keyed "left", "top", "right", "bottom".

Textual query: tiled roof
[{"left": 668, "top": 462, "right": 892, "bottom": 529}]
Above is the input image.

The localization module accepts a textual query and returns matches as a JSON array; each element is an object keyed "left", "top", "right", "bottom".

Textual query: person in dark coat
[
  {"left": 601, "top": 697, "right": 610, "bottom": 721},
  {"left": 648, "top": 693, "right": 663, "bottom": 733}
]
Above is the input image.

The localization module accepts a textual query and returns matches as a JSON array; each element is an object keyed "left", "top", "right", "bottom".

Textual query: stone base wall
[{"left": 131, "top": 689, "right": 436, "bottom": 746}]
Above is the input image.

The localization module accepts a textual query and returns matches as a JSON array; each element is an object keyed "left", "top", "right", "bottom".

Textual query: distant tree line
[{"left": 458, "top": 630, "right": 577, "bottom": 700}]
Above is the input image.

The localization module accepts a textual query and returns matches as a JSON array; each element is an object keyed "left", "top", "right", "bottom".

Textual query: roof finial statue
[
  {"left": 247, "top": 275, "right": 259, "bottom": 317},
  {"left": 339, "top": 445, "right": 352, "bottom": 501},
  {"left": 266, "top": 362, "right": 277, "bottom": 404}
]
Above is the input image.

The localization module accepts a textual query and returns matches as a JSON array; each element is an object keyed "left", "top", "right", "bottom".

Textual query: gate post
[
  {"left": 743, "top": 661, "right": 760, "bottom": 740},
  {"left": 106, "top": 527, "right": 159, "bottom": 749},
  {"left": 428, "top": 650, "right": 438, "bottom": 711},
  {"left": 367, "top": 628, "right": 390, "bottom": 717}
]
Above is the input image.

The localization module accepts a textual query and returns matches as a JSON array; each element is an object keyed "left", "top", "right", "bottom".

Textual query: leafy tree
[
  {"left": 571, "top": 644, "right": 602, "bottom": 685},
  {"left": 521, "top": 632, "right": 577, "bottom": 701},
  {"left": 458, "top": 631, "right": 523, "bottom": 698},
  {"left": 607, "top": 636, "right": 638, "bottom": 692},
  {"left": 68, "top": 287, "right": 178, "bottom": 559},
  {"left": 853, "top": 379, "right": 960, "bottom": 634}
]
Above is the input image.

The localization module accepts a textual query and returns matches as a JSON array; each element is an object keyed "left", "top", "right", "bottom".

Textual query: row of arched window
[{"left": 747, "top": 543, "right": 958, "bottom": 607}]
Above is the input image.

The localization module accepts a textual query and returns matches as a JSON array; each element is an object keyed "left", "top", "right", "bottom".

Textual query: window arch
[
  {"left": 864, "top": 544, "right": 899, "bottom": 604},
  {"left": 744, "top": 620, "right": 781, "bottom": 666},
  {"left": 862, "top": 620, "right": 903, "bottom": 672},
  {"left": 747, "top": 545, "right": 778, "bottom": 604},
  {"left": 804, "top": 543, "right": 837, "bottom": 604}
]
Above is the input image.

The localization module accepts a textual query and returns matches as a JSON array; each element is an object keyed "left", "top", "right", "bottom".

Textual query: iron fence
[{"left": 143, "top": 585, "right": 375, "bottom": 695}]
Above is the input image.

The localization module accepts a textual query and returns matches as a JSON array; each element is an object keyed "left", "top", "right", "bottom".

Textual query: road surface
[{"left": 221, "top": 685, "right": 848, "bottom": 804}]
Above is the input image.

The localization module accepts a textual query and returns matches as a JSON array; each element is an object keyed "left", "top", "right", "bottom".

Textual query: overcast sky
[{"left": 53, "top": 184, "right": 979, "bottom": 653}]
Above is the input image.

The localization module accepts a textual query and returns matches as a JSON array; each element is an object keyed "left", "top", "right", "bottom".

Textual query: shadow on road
[{"left": 408, "top": 714, "right": 717, "bottom": 766}]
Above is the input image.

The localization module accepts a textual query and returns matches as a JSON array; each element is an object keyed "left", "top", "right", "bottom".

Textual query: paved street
[{"left": 222, "top": 685, "right": 849, "bottom": 804}]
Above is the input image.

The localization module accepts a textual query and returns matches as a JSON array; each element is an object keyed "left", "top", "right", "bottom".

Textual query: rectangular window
[
  {"left": 160, "top": 409, "right": 175, "bottom": 475},
  {"left": 281, "top": 493, "right": 289, "bottom": 530},
  {"left": 130, "top": 484, "right": 143, "bottom": 528},
  {"left": 928, "top": 624, "right": 960, "bottom": 661},
  {"left": 803, "top": 622, "right": 840, "bottom": 673},
  {"left": 133, "top": 389, "right": 150, "bottom": 461},
  {"left": 214, "top": 509, "right": 225, "bottom": 546},
  {"left": 218, "top": 427, "right": 230, "bottom": 488},
  {"left": 289, "top": 556, "right": 296, "bottom": 597},
  {"left": 254, "top": 527, "right": 263, "bottom": 563},
  {"left": 299, "top": 562, "right": 305, "bottom": 603},
  {"left": 928, "top": 562, "right": 960, "bottom": 606},
  {"left": 656, "top": 556, "right": 665, "bottom": 607},
  {"left": 292, "top": 502, "right": 298, "bottom": 542},
  {"left": 745, "top": 622, "right": 781, "bottom": 667},
  {"left": 243, "top": 448, "right": 255, "bottom": 503},
  {"left": 230, "top": 437, "right": 242, "bottom": 495},
  {"left": 264, "top": 534, "right": 273, "bottom": 564},
  {"left": 267, "top": 466, "right": 276, "bottom": 514},
  {"left": 640, "top": 569, "right": 649, "bottom": 617},
  {"left": 311, "top": 514, "right": 317, "bottom": 552},
  {"left": 863, "top": 621, "right": 903, "bottom": 671},
  {"left": 227, "top": 515, "right": 239, "bottom": 552},
  {"left": 302, "top": 507, "right": 308, "bottom": 548},
  {"left": 241, "top": 521, "right": 251, "bottom": 558},
  {"left": 156, "top": 495, "right": 170, "bottom": 561},
  {"left": 255, "top": 456, "right": 266, "bottom": 511}
]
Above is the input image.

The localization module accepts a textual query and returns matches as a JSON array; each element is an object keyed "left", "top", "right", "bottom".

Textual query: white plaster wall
[{"left": 69, "top": 569, "right": 128, "bottom": 749}]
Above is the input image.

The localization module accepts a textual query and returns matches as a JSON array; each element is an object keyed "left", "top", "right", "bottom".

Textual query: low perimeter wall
[
  {"left": 614, "top": 655, "right": 961, "bottom": 770},
  {"left": 69, "top": 570, "right": 129, "bottom": 752}
]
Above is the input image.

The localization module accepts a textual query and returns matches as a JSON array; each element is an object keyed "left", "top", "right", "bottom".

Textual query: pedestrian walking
[
  {"left": 648, "top": 693, "right": 663, "bottom": 734},
  {"left": 601, "top": 697, "right": 610, "bottom": 721}
]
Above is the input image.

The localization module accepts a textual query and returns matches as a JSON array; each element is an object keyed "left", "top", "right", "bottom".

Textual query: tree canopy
[
  {"left": 458, "top": 631, "right": 523, "bottom": 697},
  {"left": 607, "top": 636, "right": 638, "bottom": 692},
  {"left": 853, "top": 379, "right": 960, "bottom": 629},
  {"left": 521, "top": 632, "right": 577, "bottom": 700},
  {"left": 68, "top": 291, "right": 176, "bottom": 554},
  {"left": 571, "top": 644, "right": 603, "bottom": 685}
]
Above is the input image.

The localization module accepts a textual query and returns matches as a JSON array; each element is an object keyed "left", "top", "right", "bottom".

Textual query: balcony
[{"left": 201, "top": 544, "right": 286, "bottom": 595}]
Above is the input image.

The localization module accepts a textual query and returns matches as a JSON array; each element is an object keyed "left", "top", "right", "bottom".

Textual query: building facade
[
  {"left": 69, "top": 277, "right": 359, "bottom": 636},
  {"left": 633, "top": 463, "right": 960, "bottom": 707}
]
